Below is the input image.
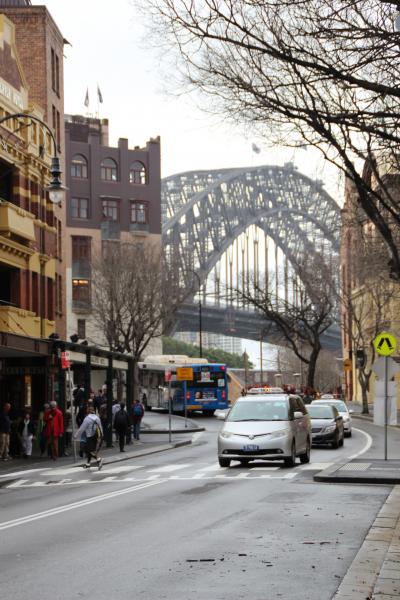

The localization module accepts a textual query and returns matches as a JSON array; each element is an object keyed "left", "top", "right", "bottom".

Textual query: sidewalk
[
  {"left": 0, "top": 412, "right": 203, "bottom": 485},
  {"left": 316, "top": 409, "right": 400, "bottom": 598}
]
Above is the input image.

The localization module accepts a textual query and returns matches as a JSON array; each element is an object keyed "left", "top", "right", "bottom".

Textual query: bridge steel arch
[{"left": 162, "top": 163, "right": 341, "bottom": 290}]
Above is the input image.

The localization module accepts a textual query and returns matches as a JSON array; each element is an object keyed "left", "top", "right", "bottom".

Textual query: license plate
[{"left": 243, "top": 444, "right": 259, "bottom": 452}]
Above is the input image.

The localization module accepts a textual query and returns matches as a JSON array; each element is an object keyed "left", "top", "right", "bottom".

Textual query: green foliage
[{"left": 162, "top": 336, "right": 253, "bottom": 369}]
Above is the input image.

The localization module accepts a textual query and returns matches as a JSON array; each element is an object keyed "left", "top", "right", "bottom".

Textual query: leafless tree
[
  {"left": 341, "top": 204, "right": 400, "bottom": 412},
  {"left": 91, "top": 241, "right": 189, "bottom": 400},
  {"left": 142, "top": 0, "right": 400, "bottom": 276},
  {"left": 234, "top": 257, "right": 337, "bottom": 389},
  {"left": 273, "top": 346, "right": 341, "bottom": 394}
]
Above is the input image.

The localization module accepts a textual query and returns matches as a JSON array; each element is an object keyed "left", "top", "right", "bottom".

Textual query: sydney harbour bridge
[{"left": 162, "top": 162, "right": 341, "bottom": 351}]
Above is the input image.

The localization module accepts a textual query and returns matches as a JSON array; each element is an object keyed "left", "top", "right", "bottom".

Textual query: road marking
[
  {"left": 7, "top": 479, "right": 29, "bottom": 488},
  {"left": 250, "top": 466, "right": 279, "bottom": 471},
  {"left": 199, "top": 464, "right": 221, "bottom": 472},
  {"left": 148, "top": 464, "right": 192, "bottom": 473},
  {"left": 0, "top": 480, "right": 165, "bottom": 531},
  {"left": 146, "top": 474, "right": 161, "bottom": 480},
  {"left": 348, "top": 428, "right": 373, "bottom": 459},
  {"left": 236, "top": 472, "right": 250, "bottom": 478},
  {"left": 298, "top": 463, "right": 333, "bottom": 471},
  {"left": 0, "top": 468, "right": 47, "bottom": 478}
]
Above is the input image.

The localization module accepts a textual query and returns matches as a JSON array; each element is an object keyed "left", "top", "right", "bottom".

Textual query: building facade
[
  {"left": 65, "top": 115, "right": 162, "bottom": 353},
  {"left": 0, "top": 12, "right": 64, "bottom": 412},
  {"left": 1, "top": 0, "right": 66, "bottom": 338}
]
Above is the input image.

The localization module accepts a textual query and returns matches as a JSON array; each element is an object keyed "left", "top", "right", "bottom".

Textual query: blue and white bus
[{"left": 138, "top": 355, "right": 229, "bottom": 416}]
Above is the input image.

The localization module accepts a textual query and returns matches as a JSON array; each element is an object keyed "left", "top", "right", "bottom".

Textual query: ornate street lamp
[{"left": 0, "top": 112, "right": 67, "bottom": 203}]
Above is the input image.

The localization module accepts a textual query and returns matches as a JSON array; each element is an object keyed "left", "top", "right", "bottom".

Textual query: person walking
[
  {"left": 37, "top": 403, "right": 49, "bottom": 457},
  {"left": 74, "top": 405, "right": 103, "bottom": 469},
  {"left": 44, "top": 401, "right": 64, "bottom": 460},
  {"left": 113, "top": 402, "right": 130, "bottom": 452},
  {"left": 17, "top": 411, "right": 35, "bottom": 458},
  {"left": 0, "top": 403, "right": 11, "bottom": 461},
  {"left": 131, "top": 399, "right": 144, "bottom": 441}
]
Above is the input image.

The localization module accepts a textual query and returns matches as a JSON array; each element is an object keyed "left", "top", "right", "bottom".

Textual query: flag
[
  {"left": 252, "top": 142, "right": 261, "bottom": 154},
  {"left": 97, "top": 84, "right": 103, "bottom": 104},
  {"left": 84, "top": 87, "right": 89, "bottom": 107}
]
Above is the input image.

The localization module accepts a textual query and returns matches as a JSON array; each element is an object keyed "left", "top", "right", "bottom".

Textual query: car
[
  {"left": 307, "top": 404, "right": 344, "bottom": 448},
  {"left": 217, "top": 393, "right": 311, "bottom": 468},
  {"left": 311, "top": 399, "right": 353, "bottom": 436}
]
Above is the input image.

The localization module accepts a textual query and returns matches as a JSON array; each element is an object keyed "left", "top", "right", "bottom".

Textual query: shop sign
[
  {"left": 61, "top": 351, "right": 71, "bottom": 369},
  {"left": 0, "top": 77, "right": 24, "bottom": 110}
]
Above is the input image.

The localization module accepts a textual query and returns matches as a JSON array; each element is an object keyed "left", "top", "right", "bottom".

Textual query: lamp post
[
  {"left": 188, "top": 269, "right": 203, "bottom": 358},
  {"left": 0, "top": 112, "right": 67, "bottom": 204}
]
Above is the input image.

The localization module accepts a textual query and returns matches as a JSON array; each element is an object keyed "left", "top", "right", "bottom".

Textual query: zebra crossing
[{"left": 1, "top": 460, "right": 333, "bottom": 489}]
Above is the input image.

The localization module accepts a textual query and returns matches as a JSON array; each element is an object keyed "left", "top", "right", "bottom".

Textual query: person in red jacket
[{"left": 44, "top": 400, "right": 64, "bottom": 460}]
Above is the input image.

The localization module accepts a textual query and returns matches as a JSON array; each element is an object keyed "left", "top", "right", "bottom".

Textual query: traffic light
[{"left": 356, "top": 349, "right": 366, "bottom": 369}]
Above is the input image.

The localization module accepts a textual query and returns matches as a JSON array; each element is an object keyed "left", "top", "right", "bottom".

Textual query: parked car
[
  {"left": 311, "top": 399, "right": 353, "bottom": 437},
  {"left": 217, "top": 393, "right": 311, "bottom": 468},
  {"left": 307, "top": 404, "right": 344, "bottom": 448}
]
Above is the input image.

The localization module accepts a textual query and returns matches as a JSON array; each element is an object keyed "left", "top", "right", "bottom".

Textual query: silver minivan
[{"left": 218, "top": 393, "right": 311, "bottom": 468}]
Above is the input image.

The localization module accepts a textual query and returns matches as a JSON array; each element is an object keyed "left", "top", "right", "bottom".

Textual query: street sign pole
[
  {"left": 168, "top": 378, "right": 172, "bottom": 444},
  {"left": 385, "top": 355, "right": 388, "bottom": 461},
  {"left": 184, "top": 380, "right": 188, "bottom": 428},
  {"left": 68, "top": 366, "right": 77, "bottom": 463}
]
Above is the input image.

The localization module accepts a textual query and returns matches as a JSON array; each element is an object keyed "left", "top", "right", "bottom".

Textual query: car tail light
[
  {"left": 222, "top": 390, "right": 226, "bottom": 400},
  {"left": 186, "top": 392, "right": 190, "bottom": 400}
]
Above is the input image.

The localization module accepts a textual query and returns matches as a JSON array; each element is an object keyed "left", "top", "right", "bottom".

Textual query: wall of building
[{"left": 1, "top": 4, "right": 67, "bottom": 339}]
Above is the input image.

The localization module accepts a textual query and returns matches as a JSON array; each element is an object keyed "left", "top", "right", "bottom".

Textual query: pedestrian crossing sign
[{"left": 373, "top": 332, "right": 397, "bottom": 357}]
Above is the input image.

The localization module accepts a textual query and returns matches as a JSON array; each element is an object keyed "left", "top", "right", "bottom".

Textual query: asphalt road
[{"left": 0, "top": 414, "right": 396, "bottom": 600}]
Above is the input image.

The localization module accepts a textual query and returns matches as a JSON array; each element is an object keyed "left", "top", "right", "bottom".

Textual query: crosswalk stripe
[
  {"left": 199, "top": 464, "right": 221, "bottom": 472},
  {"left": 298, "top": 462, "right": 332, "bottom": 471},
  {"left": 148, "top": 464, "right": 192, "bottom": 473}
]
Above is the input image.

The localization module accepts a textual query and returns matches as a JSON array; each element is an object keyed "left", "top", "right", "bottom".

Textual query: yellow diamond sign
[{"left": 373, "top": 332, "right": 397, "bottom": 357}]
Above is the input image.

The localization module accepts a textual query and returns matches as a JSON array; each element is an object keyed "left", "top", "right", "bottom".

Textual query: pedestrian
[
  {"left": 131, "top": 399, "right": 144, "bottom": 441},
  {"left": 0, "top": 403, "right": 12, "bottom": 461},
  {"left": 94, "top": 389, "right": 104, "bottom": 413},
  {"left": 74, "top": 405, "right": 103, "bottom": 470},
  {"left": 73, "top": 385, "right": 85, "bottom": 414},
  {"left": 44, "top": 401, "right": 64, "bottom": 460},
  {"left": 37, "top": 403, "right": 49, "bottom": 457},
  {"left": 17, "top": 411, "right": 35, "bottom": 458},
  {"left": 113, "top": 402, "right": 130, "bottom": 452},
  {"left": 64, "top": 402, "right": 73, "bottom": 450}
]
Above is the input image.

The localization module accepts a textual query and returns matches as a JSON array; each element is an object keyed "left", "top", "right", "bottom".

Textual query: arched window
[
  {"left": 129, "top": 161, "right": 147, "bottom": 185},
  {"left": 101, "top": 157, "right": 118, "bottom": 181},
  {"left": 71, "top": 154, "right": 88, "bottom": 178}
]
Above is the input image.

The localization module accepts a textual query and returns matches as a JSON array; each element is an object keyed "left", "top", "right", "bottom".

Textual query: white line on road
[
  {"left": 0, "top": 480, "right": 165, "bottom": 531},
  {"left": 148, "top": 464, "right": 192, "bottom": 473},
  {"left": 0, "top": 468, "right": 47, "bottom": 478},
  {"left": 348, "top": 428, "right": 373, "bottom": 459}
]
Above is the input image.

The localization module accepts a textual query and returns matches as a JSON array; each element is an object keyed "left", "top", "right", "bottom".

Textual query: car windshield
[
  {"left": 227, "top": 399, "right": 289, "bottom": 422},
  {"left": 308, "top": 405, "right": 334, "bottom": 419},
  {"left": 316, "top": 400, "right": 347, "bottom": 412}
]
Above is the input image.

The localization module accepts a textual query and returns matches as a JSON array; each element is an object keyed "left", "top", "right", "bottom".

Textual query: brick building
[
  {"left": 0, "top": 11, "right": 64, "bottom": 413},
  {"left": 64, "top": 115, "right": 162, "bottom": 362},
  {"left": 0, "top": 0, "right": 66, "bottom": 338}
]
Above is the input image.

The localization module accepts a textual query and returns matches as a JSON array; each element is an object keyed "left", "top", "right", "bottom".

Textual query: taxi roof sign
[{"left": 373, "top": 332, "right": 397, "bottom": 357}]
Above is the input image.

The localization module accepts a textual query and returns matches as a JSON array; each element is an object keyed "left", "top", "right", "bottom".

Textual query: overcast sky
[
  {"left": 30, "top": 0, "right": 340, "bottom": 368},
  {"left": 32, "top": 0, "right": 341, "bottom": 198}
]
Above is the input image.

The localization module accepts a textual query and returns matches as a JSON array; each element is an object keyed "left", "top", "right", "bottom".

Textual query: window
[
  {"left": 52, "top": 105, "right": 61, "bottom": 148},
  {"left": 72, "top": 279, "right": 90, "bottom": 305},
  {"left": 51, "top": 49, "right": 60, "bottom": 95},
  {"left": 72, "top": 236, "right": 91, "bottom": 261},
  {"left": 130, "top": 201, "right": 148, "bottom": 224},
  {"left": 55, "top": 273, "right": 62, "bottom": 314},
  {"left": 70, "top": 197, "right": 89, "bottom": 219},
  {"left": 77, "top": 319, "right": 86, "bottom": 339},
  {"left": 55, "top": 54, "right": 60, "bottom": 96},
  {"left": 102, "top": 199, "right": 119, "bottom": 222},
  {"left": 71, "top": 154, "right": 88, "bottom": 179},
  {"left": 130, "top": 161, "right": 147, "bottom": 184},
  {"left": 101, "top": 157, "right": 118, "bottom": 181}
]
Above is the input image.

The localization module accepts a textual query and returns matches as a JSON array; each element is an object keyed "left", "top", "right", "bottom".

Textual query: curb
[
  {"left": 314, "top": 462, "right": 400, "bottom": 485},
  {"left": 353, "top": 414, "right": 400, "bottom": 429},
  {"left": 141, "top": 427, "right": 206, "bottom": 434},
  {"left": 332, "top": 486, "right": 400, "bottom": 599}
]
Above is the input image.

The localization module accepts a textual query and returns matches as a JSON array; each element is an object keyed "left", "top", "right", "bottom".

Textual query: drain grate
[{"left": 339, "top": 463, "right": 371, "bottom": 471}]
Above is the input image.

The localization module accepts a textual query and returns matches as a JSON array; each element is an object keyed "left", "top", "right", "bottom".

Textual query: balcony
[
  {"left": 0, "top": 306, "right": 40, "bottom": 337},
  {"left": 0, "top": 201, "right": 35, "bottom": 244}
]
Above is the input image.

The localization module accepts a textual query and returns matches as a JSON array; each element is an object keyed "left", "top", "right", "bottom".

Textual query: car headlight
[
  {"left": 323, "top": 425, "right": 336, "bottom": 433},
  {"left": 220, "top": 431, "right": 233, "bottom": 439},
  {"left": 343, "top": 415, "right": 349, "bottom": 422},
  {"left": 268, "top": 429, "right": 289, "bottom": 439}
]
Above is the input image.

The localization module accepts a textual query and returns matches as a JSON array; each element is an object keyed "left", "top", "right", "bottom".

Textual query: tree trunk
[
  {"left": 306, "top": 344, "right": 321, "bottom": 390},
  {"left": 358, "top": 370, "right": 369, "bottom": 415}
]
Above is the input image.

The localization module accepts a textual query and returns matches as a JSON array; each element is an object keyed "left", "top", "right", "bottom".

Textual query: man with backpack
[
  {"left": 113, "top": 402, "right": 130, "bottom": 452},
  {"left": 74, "top": 405, "right": 103, "bottom": 469},
  {"left": 132, "top": 399, "right": 144, "bottom": 441}
]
